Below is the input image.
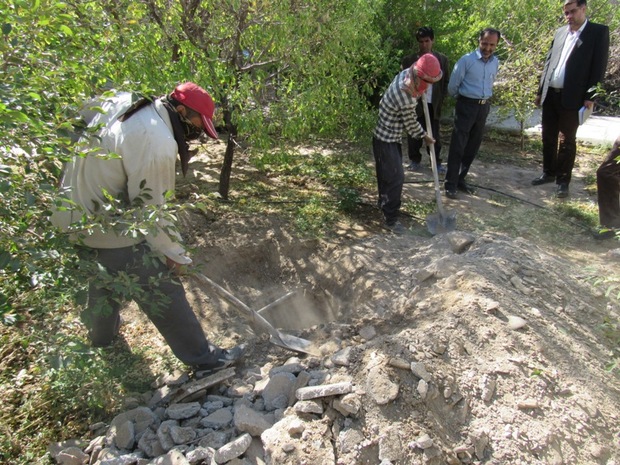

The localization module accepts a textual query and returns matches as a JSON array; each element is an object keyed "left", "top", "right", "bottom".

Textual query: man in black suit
[
  {"left": 532, "top": 0, "right": 609, "bottom": 198},
  {"left": 401, "top": 27, "right": 450, "bottom": 174}
]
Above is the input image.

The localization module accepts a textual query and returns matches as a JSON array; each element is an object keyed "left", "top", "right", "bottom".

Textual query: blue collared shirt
[{"left": 448, "top": 49, "right": 499, "bottom": 100}]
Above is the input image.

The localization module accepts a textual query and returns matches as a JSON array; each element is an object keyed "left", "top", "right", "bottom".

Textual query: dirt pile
[
  {"left": 47, "top": 135, "right": 620, "bottom": 464},
  {"left": 48, "top": 225, "right": 620, "bottom": 464}
]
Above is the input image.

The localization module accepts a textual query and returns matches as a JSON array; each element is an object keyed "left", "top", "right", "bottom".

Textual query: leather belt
[
  {"left": 459, "top": 96, "right": 489, "bottom": 105},
  {"left": 549, "top": 87, "right": 562, "bottom": 93}
]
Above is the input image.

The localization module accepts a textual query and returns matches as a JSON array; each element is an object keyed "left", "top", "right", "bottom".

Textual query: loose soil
[{"left": 118, "top": 134, "right": 620, "bottom": 464}]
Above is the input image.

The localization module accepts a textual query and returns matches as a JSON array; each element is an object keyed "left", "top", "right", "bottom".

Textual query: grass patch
[
  {"left": 402, "top": 199, "right": 436, "bottom": 221},
  {"left": 193, "top": 143, "right": 378, "bottom": 238},
  {"left": 553, "top": 199, "right": 599, "bottom": 228},
  {"left": 0, "top": 291, "right": 180, "bottom": 464}
]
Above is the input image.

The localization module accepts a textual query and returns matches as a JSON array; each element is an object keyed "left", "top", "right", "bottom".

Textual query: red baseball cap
[
  {"left": 415, "top": 53, "right": 442, "bottom": 82},
  {"left": 171, "top": 82, "right": 218, "bottom": 139},
  {"left": 411, "top": 53, "right": 443, "bottom": 93}
]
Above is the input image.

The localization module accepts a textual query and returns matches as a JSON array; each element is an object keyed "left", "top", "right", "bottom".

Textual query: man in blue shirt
[{"left": 444, "top": 28, "right": 501, "bottom": 199}]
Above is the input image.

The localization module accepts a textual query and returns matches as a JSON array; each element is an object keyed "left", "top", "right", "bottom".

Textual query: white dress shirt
[{"left": 550, "top": 20, "right": 588, "bottom": 88}]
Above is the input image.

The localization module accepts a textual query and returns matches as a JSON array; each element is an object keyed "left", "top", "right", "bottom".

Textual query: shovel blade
[
  {"left": 426, "top": 210, "right": 457, "bottom": 235},
  {"left": 270, "top": 332, "right": 318, "bottom": 356}
]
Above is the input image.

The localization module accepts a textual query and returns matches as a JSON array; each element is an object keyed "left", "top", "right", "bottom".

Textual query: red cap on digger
[
  {"left": 413, "top": 53, "right": 443, "bottom": 90},
  {"left": 171, "top": 82, "right": 219, "bottom": 139}
]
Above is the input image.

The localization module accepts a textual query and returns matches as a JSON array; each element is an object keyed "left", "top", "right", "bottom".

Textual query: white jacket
[{"left": 51, "top": 92, "right": 191, "bottom": 264}]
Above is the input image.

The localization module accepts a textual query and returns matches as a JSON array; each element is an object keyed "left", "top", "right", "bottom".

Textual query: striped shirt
[{"left": 373, "top": 69, "right": 425, "bottom": 143}]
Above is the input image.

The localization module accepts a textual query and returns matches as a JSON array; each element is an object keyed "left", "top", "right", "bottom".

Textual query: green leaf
[
  {"left": 59, "top": 25, "right": 74, "bottom": 36},
  {"left": 2, "top": 110, "right": 31, "bottom": 123}
]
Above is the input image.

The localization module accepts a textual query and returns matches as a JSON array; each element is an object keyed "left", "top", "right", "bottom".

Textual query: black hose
[
  {"left": 404, "top": 178, "right": 592, "bottom": 231},
  {"left": 470, "top": 183, "right": 546, "bottom": 209}
]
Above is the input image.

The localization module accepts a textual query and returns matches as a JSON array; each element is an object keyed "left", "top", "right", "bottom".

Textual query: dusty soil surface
[{"left": 117, "top": 135, "right": 620, "bottom": 464}]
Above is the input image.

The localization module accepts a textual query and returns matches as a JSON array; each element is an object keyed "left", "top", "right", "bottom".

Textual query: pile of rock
[
  {"left": 48, "top": 322, "right": 490, "bottom": 465},
  {"left": 48, "top": 345, "right": 405, "bottom": 465}
]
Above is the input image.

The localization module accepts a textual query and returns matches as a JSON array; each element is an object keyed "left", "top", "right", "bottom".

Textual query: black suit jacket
[
  {"left": 401, "top": 51, "right": 450, "bottom": 119},
  {"left": 538, "top": 20, "right": 609, "bottom": 110}
]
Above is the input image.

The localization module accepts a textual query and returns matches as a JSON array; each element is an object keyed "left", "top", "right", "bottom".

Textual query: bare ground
[{"left": 118, "top": 135, "right": 620, "bottom": 464}]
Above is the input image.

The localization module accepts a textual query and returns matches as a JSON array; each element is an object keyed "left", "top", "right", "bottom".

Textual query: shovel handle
[
  {"left": 193, "top": 272, "right": 281, "bottom": 339},
  {"left": 421, "top": 94, "right": 446, "bottom": 217},
  {"left": 192, "top": 272, "right": 318, "bottom": 356}
]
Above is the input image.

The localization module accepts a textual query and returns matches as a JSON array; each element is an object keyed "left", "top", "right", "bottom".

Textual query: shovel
[
  {"left": 421, "top": 94, "right": 457, "bottom": 235},
  {"left": 193, "top": 272, "right": 317, "bottom": 356}
]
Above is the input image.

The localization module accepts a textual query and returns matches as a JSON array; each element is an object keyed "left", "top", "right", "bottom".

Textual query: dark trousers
[
  {"left": 81, "top": 243, "right": 221, "bottom": 368},
  {"left": 541, "top": 89, "right": 579, "bottom": 185},
  {"left": 445, "top": 99, "right": 490, "bottom": 190},
  {"left": 373, "top": 137, "right": 404, "bottom": 224},
  {"left": 596, "top": 141, "right": 620, "bottom": 229},
  {"left": 408, "top": 103, "right": 442, "bottom": 165}
]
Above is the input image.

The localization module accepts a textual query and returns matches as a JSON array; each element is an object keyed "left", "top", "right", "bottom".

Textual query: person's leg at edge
[
  {"left": 445, "top": 101, "right": 476, "bottom": 191},
  {"left": 373, "top": 137, "right": 384, "bottom": 206},
  {"left": 597, "top": 149, "right": 620, "bottom": 229},
  {"left": 458, "top": 103, "right": 490, "bottom": 183},
  {"left": 555, "top": 107, "right": 579, "bottom": 186}
]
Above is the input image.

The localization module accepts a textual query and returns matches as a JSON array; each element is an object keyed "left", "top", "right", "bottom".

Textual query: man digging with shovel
[
  {"left": 51, "top": 82, "right": 246, "bottom": 375},
  {"left": 373, "top": 54, "right": 442, "bottom": 234}
]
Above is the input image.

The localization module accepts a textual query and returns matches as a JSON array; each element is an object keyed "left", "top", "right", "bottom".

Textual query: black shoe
[
  {"left": 556, "top": 183, "right": 569, "bottom": 198},
  {"left": 384, "top": 220, "right": 406, "bottom": 235},
  {"left": 445, "top": 188, "right": 458, "bottom": 199},
  {"left": 457, "top": 182, "right": 477, "bottom": 195},
  {"left": 531, "top": 173, "right": 556, "bottom": 185},
  {"left": 194, "top": 344, "right": 246, "bottom": 375},
  {"left": 593, "top": 228, "right": 617, "bottom": 241}
]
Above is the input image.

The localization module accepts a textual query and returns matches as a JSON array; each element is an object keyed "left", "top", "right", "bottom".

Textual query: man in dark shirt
[
  {"left": 594, "top": 135, "right": 620, "bottom": 240},
  {"left": 401, "top": 27, "right": 450, "bottom": 174}
]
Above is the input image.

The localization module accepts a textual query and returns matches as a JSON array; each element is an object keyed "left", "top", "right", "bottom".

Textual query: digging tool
[
  {"left": 421, "top": 93, "right": 457, "bottom": 235},
  {"left": 257, "top": 291, "right": 296, "bottom": 315},
  {"left": 193, "top": 272, "right": 317, "bottom": 356}
]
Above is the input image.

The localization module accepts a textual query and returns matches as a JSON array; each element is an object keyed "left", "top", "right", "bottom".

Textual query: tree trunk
[
  {"left": 219, "top": 108, "right": 237, "bottom": 200},
  {"left": 219, "top": 135, "right": 235, "bottom": 199}
]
